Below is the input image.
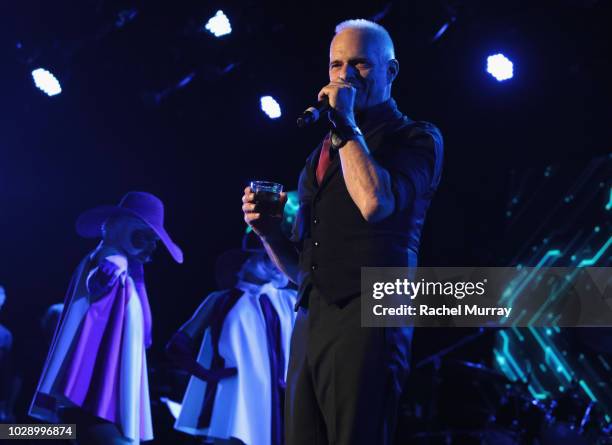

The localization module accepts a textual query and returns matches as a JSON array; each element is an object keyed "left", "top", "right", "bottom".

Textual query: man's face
[
  {"left": 329, "top": 29, "right": 392, "bottom": 111},
  {"left": 108, "top": 217, "right": 159, "bottom": 264}
]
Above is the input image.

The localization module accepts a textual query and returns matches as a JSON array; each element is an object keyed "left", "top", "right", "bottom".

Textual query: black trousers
[{"left": 285, "top": 286, "right": 412, "bottom": 445}]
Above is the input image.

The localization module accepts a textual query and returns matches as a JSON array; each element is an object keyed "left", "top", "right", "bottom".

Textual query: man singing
[
  {"left": 242, "top": 19, "right": 443, "bottom": 444},
  {"left": 30, "top": 192, "right": 183, "bottom": 445}
]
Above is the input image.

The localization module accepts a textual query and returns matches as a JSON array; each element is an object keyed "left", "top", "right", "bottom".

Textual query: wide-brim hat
[{"left": 75, "top": 191, "right": 183, "bottom": 263}]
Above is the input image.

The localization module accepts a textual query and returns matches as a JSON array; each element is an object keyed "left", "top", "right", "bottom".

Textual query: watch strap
[{"left": 330, "top": 124, "right": 363, "bottom": 150}]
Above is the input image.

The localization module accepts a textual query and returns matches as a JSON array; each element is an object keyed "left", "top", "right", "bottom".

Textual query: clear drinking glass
[{"left": 250, "top": 180, "right": 284, "bottom": 216}]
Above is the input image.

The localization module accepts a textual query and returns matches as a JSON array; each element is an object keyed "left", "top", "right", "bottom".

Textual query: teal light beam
[
  {"left": 500, "top": 330, "right": 527, "bottom": 382},
  {"left": 501, "top": 249, "right": 562, "bottom": 306},
  {"left": 529, "top": 327, "right": 572, "bottom": 382},
  {"left": 577, "top": 236, "right": 612, "bottom": 267},
  {"left": 579, "top": 379, "right": 598, "bottom": 402}
]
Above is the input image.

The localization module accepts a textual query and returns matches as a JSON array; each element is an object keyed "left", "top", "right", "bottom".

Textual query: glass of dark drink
[{"left": 250, "top": 181, "right": 284, "bottom": 216}]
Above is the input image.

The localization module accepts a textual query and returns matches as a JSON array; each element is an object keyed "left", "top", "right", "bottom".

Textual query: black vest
[{"left": 293, "top": 99, "right": 443, "bottom": 305}]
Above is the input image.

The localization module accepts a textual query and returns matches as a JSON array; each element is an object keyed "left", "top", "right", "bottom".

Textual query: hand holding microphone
[
  {"left": 296, "top": 96, "right": 330, "bottom": 128},
  {"left": 297, "top": 79, "right": 357, "bottom": 128}
]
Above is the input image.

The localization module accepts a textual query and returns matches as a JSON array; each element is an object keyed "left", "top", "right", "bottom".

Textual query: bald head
[{"left": 334, "top": 19, "right": 395, "bottom": 63}]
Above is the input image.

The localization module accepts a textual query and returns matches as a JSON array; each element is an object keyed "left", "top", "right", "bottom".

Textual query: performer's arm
[
  {"left": 242, "top": 188, "right": 299, "bottom": 283},
  {"left": 339, "top": 125, "right": 441, "bottom": 223},
  {"left": 317, "top": 81, "right": 395, "bottom": 222},
  {"left": 167, "top": 293, "right": 238, "bottom": 382},
  {"left": 260, "top": 229, "right": 299, "bottom": 284},
  {"left": 86, "top": 255, "right": 127, "bottom": 302},
  {"left": 337, "top": 138, "right": 395, "bottom": 222}
]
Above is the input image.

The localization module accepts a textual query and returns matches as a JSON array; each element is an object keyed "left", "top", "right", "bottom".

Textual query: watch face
[
  {"left": 331, "top": 126, "right": 361, "bottom": 149},
  {"left": 331, "top": 132, "right": 343, "bottom": 149}
]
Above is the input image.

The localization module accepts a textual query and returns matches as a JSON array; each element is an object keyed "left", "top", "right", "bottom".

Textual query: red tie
[{"left": 316, "top": 134, "right": 332, "bottom": 185}]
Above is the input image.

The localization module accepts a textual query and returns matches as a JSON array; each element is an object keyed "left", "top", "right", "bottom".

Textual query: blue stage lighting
[
  {"left": 205, "top": 10, "right": 231, "bottom": 37},
  {"left": 31, "top": 68, "right": 62, "bottom": 96},
  {"left": 260, "top": 96, "right": 281, "bottom": 119},
  {"left": 486, "top": 54, "right": 513, "bottom": 81}
]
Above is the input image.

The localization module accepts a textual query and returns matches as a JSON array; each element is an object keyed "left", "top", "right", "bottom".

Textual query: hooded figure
[{"left": 30, "top": 192, "right": 183, "bottom": 444}]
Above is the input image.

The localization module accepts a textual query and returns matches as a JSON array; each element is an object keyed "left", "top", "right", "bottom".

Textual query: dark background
[{"left": 0, "top": 0, "right": 610, "bottom": 439}]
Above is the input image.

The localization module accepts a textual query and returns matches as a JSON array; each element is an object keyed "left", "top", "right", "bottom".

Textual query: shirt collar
[{"left": 355, "top": 98, "right": 402, "bottom": 135}]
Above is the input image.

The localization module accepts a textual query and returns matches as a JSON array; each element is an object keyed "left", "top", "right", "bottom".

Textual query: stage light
[
  {"left": 260, "top": 96, "right": 281, "bottom": 119},
  {"left": 205, "top": 10, "right": 231, "bottom": 37},
  {"left": 486, "top": 53, "right": 513, "bottom": 82},
  {"left": 31, "top": 68, "right": 62, "bottom": 96}
]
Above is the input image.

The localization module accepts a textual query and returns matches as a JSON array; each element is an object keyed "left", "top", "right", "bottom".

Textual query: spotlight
[
  {"left": 486, "top": 53, "right": 513, "bottom": 82},
  {"left": 205, "top": 10, "right": 231, "bottom": 37},
  {"left": 260, "top": 96, "right": 281, "bottom": 119},
  {"left": 31, "top": 68, "right": 62, "bottom": 96}
]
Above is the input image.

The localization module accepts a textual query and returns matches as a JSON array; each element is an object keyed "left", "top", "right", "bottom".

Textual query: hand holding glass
[{"left": 250, "top": 181, "right": 284, "bottom": 217}]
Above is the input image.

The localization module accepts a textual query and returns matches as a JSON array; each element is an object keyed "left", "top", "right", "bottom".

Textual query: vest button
[
  {"left": 314, "top": 241, "right": 319, "bottom": 247},
  {"left": 311, "top": 264, "right": 318, "bottom": 271},
  {"left": 313, "top": 217, "right": 319, "bottom": 225}
]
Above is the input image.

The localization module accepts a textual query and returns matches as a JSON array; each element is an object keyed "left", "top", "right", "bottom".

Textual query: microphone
[{"left": 296, "top": 97, "right": 329, "bottom": 128}]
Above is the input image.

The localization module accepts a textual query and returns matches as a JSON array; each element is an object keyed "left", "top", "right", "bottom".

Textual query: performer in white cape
[
  {"left": 167, "top": 250, "right": 297, "bottom": 445},
  {"left": 29, "top": 192, "right": 183, "bottom": 445}
]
